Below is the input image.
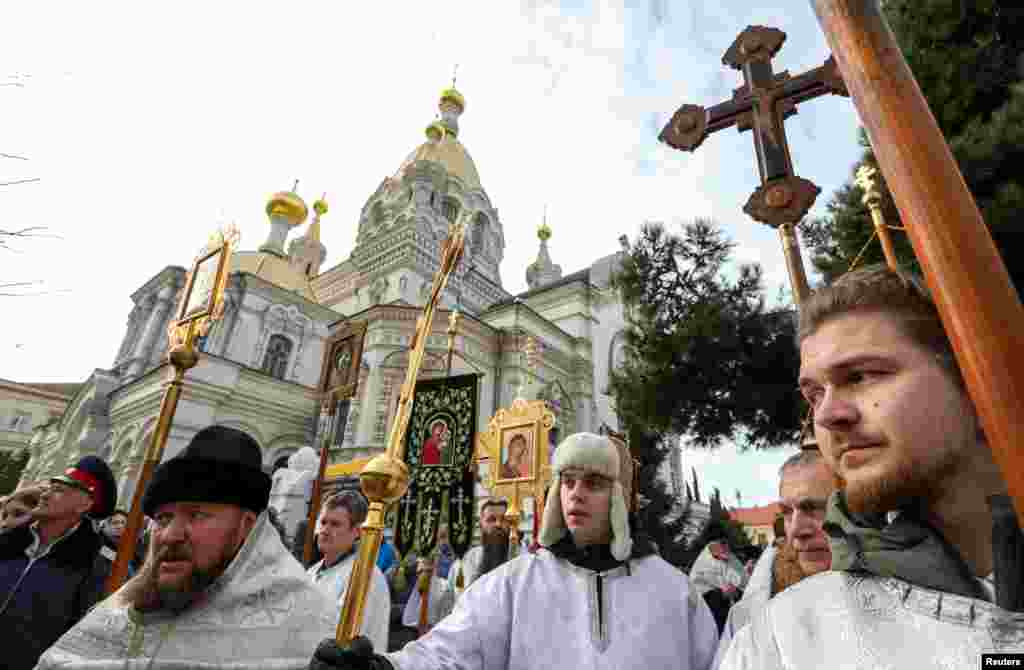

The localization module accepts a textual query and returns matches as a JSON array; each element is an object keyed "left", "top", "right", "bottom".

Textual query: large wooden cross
[{"left": 659, "top": 25, "right": 848, "bottom": 305}]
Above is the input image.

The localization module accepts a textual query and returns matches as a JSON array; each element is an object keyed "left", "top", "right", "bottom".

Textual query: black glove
[{"left": 309, "top": 636, "right": 393, "bottom": 670}]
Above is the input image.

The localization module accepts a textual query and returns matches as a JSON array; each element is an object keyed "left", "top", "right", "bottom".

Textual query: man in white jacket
[
  {"left": 308, "top": 490, "right": 390, "bottom": 654},
  {"left": 310, "top": 432, "right": 720, "bottom": 670},
  {"left": 719, "top": 265, "right": 1024, "bottom": 669},
  {"left": 712, "top": 450, "right": 835, "bottom": 668}
]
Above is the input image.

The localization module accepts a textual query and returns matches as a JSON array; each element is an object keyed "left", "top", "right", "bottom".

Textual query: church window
[
  {"left": 471, "top": 213, "right": 487, "bottom": 255},
  {"left": 262, "top": 334, "right": 293, "bottom": 380},
  {"left": 442, "top": 198, "right": 460, "bottom": 224},
  {"left": 195, "top": 333, "right": 209, "bottom": 353},
  {"left": 372, "top": 202, "right": 386, "bottom": 228},
  {"left": 8, "top": 411, "right": 32, "bottom": 432}
]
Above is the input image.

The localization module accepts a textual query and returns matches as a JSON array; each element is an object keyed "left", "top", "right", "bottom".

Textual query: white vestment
[
  {"left": 387, "top": 549, "right": 720, "bottom": 670},
  {"left": 307, "top": 550, "right": 390, "bottom": 654},
  {"left": 402, "top": 576, "right": 453, "bottom": 628},
  {"left": 34, "top": 512, "right": 336, "bottom": 670},
  {"left": 449, "top": 545, "right": 484, "bottom": 595},
  {"left": 689, "top": 545, "right": 747, "bottom": 596},
  {"left": 711, "top": 546, "right": 777, "bottom": 670},
  {"left": 719, "top": 571, "right": 1024, "bottom": 670}
]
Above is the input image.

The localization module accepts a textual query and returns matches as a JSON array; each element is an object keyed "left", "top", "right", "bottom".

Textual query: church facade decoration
[{"left": 16, "top": 83, "right": 685, "bottom": 523}]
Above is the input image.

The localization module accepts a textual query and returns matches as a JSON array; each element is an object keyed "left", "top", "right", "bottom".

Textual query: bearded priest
[
  {"left": 36, "top": 425, "right": 337, "bottom": 670},
  {"left": 310, "top": 432, "right": 720, "bottom": 670}
]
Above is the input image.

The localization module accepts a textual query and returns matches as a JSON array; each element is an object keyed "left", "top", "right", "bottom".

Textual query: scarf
[{"left": 823, "top": 491, "right": 988, "bottom": 601}]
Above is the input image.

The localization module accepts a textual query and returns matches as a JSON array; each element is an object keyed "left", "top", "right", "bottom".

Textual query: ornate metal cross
[
  {"left": 659, "top": 26, "right": 848, "bottom": 304},
  {"left": 452, "top": 487, "right": 469, "bottom": 524}
]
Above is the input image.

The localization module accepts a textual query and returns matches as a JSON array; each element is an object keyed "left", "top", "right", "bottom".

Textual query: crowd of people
[{"left": 1, "top": 264, "right": 1022, "bottom": 668}]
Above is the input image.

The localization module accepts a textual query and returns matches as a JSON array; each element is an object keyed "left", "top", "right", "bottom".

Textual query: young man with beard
[
  {"left": 0, "top": 457, "right": 116, "bottom": 670},
  {"left": 309, "top": 432, "right": 719, "bottom": 670},
  {"left": 309, "top": 490, "right": 390, "bottom": 653},
  {"left": 719, "top": 265, "right": 1024, "bottom": 669},
  {"left": 712, "top": 451, "right": 835, "bottom": 669},
  {"left": 35, "top": 425, "right": 337, "bottom": 670}
]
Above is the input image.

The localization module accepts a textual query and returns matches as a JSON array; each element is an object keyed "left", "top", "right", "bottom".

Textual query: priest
[
  {"left": 35, "top": 425, "right": 337, "bottom": 670},
  {"left": 310, "top": 432, "right": 720, "bottom": 670}
]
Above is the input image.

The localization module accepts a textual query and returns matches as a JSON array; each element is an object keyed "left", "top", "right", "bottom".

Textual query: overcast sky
[{"left": 1, "top": 1, "right": 862, "bottom": 507}]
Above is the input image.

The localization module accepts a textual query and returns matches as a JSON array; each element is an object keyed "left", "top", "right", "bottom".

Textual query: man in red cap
[{"left": 0, "top": 454, "right": 117, "bottom": 670}]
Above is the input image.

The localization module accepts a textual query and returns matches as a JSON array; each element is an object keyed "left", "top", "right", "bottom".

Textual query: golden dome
[
  {"left": 231, "top": 251, "right": 316, "bottom": 301},
  {"left": 313, "top": 197, "right": 328, "bottom": 216},
  {"left": 425, "top": 120, "right": 446, "bottom": 142},
  {"left": 395, "top": 132, "right": 482, "bottom": 190},
  {"left": 440, "top": 86, "right": 465, "bottom": 113},
  {"left": 265, "top": 191, "right": 309, "bottom": 226},
  {"left": 537, "top": 223, "right": 552, "bottom": 241}
]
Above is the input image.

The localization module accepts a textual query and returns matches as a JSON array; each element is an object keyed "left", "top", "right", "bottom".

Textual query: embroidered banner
[{"left": 393, "top": 374, "right": 478, "bottom": 560}]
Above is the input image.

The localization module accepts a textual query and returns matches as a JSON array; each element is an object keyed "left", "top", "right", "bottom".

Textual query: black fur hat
[{"left": 142, "top": 426, "right": 271, "bottom": 516}]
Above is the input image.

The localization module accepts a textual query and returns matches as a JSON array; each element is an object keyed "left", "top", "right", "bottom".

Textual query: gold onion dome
[
  {"left": 313, "top": 197, "right": 329, "bottom": 216},
  {"left": 265, "top": 190, "right": 309, "bottom": 226},
  {"left": 425, "top": 120, "right": 446, "bottom": 142},
  {"left": 537, "top": 222, "right": 552, "bottom": 241},
  {"left": 440, "top": 86, "right": 466, "bottom": 113}
]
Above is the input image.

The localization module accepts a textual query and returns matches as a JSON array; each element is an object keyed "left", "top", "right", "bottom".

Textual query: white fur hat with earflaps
[{"left": 538, "top": 432, "right": 633, "bottom": 561}]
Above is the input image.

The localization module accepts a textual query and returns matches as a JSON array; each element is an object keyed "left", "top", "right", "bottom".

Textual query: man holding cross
[{"left": 719, "top": 265, "right": 1024, "bottom": 669}]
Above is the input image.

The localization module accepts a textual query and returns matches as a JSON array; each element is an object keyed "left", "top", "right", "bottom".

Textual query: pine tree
[
  {"left": 628, "top": 427, "right": 691, "bottom": 568},
  {"left": 611, "top": 220, "right": 802, "bottom": 449},
  {"left": 805, "top": 2, "right": 1024, "bottom": 286}
]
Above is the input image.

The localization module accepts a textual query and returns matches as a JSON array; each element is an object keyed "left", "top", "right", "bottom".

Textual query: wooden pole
[
  {"left": 778, "top": 223, "right": 811, "bottom": 306},
  {"left": 303, "top": 404, "right": 335, "bottom": 565},
  {"left": 809, "top": 0, "right": 1024, "bottom": 521}
]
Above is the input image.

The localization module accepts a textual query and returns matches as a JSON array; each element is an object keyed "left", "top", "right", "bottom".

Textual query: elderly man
[
  {"left": 712, "top": 450, "right": 835, "bottom": 668},
  {"left": 0, "top": 456, "right": 116, "bottom": 670},
  {"left": 720, "top": 265, "right": 1024, "bottom": 669},
  {"left": 309, "top": 490, "right": 390, "bottom": 653},
  {"left": 36, "top": 425, "right": 336, "bottom": 670},
  {"left": 310, "top": 432, "right": 719, "bottom": 670}
]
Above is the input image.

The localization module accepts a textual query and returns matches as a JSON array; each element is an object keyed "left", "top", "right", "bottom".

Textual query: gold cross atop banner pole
[{"left": 335, "top": 219, "right": 467, "bottom": 645}]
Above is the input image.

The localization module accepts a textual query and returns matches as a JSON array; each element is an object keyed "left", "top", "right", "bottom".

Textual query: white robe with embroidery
[
  {"left": 307, "top": 550, "right": 390, "bottom": 654},
  {"left": 719, "top": 571, "right": 1024, "bottom": 670},
  {"left": 711, "top": 546, "right": 777, "bottom": 670},
  {"left": 387, "top": 549, "right": 720, "bottom": 670},
  {"left": 34, "top": 512, "right": 336, "bottom": 670}
]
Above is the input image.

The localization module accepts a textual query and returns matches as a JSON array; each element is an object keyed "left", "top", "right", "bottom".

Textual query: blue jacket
[
  {"left": 377, "top": 540, "right": 396, "bottom": 574},
  {"left": 0, "top": 520, "right": 111, "bottom": 670}
]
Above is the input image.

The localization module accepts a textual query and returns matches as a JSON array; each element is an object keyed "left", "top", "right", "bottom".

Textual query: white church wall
[{"left": 590, "top": 289, "right": 628, "bottom": 434}]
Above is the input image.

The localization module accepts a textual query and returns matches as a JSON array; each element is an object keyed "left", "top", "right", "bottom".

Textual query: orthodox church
[{"left": 16, "top": 84, "right": 684, "bottom": 531}]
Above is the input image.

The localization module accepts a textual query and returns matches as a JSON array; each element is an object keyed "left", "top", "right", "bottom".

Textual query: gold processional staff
[{"left": 335, "top": 218, "right": 467, "bottom": 644}]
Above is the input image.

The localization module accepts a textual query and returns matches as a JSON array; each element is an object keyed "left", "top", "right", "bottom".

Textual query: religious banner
[{"left": 393, "top": 374, "right": 479, "bottom": 561}]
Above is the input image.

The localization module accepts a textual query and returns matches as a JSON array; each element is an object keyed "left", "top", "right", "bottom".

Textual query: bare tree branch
[
  {"left": 0, "top": 177, "right": 41, "bottom": 187},
  {"left": 0, "top": 153, "right": 28, "bottom": 161},
  {"left": 0, "top": 82, "right": 24, "bottom": 88}
]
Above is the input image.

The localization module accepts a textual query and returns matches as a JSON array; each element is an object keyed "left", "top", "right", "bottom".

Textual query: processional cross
[{"left": 659, "top": 25, "right": 848, "bottom": 305}]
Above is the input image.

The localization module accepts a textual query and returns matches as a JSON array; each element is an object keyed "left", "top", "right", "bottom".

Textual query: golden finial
[
  {"left": 537, "top": 205, "right": 552, "bottom": 241},
  {"left": 440, "top": 65, "right": 466, "bottom": 114},
  {"left": 313, "top": 192, "right": 328, "bottom": 217}
]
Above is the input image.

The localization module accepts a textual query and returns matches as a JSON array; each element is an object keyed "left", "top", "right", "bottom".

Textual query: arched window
[
  {"left": 372, "top": 201, "right": 386, "bottom": 228},
  {"left": 195, "top": 333, "right": 209, "bottom": 353},
  {"left": 442, "top": 198, "right": 460, "bottom": 224},
  {"left": 262, "top": 334, "right": 293, "bottom": 380},
  {"left": 471, "top": 213, "right": 487, "bottom": 254}
]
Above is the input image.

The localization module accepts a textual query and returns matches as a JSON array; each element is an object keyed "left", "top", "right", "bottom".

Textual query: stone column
[{"left": 126, "top": 285, "right": 176, "bottom": 378}]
